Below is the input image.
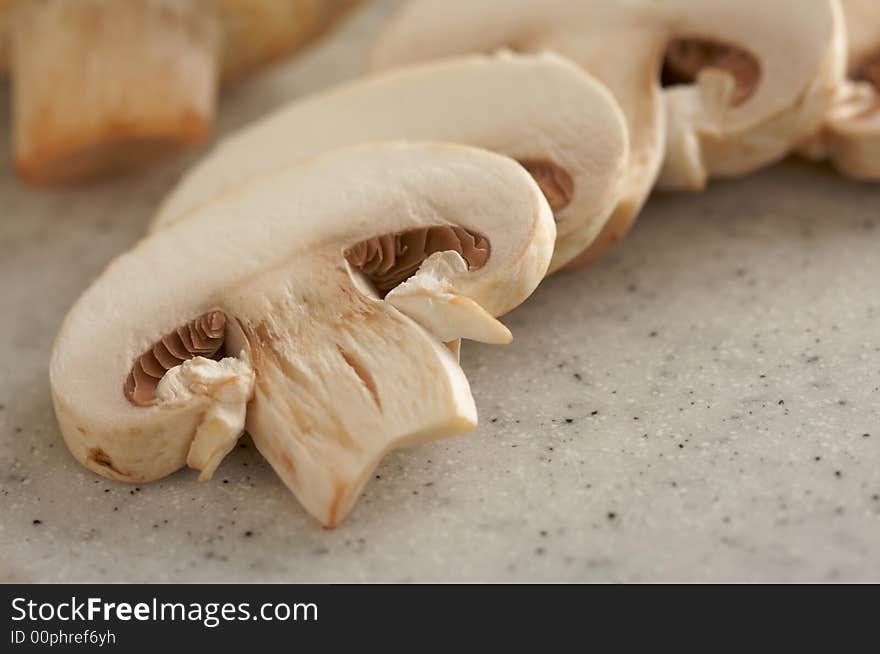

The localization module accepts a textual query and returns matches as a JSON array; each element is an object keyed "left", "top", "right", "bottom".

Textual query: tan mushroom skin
[
  {"left": 372, "top": 0, "right": 845, "bottom": 266},
  {"left": 11, "top": 0, "right": 221, "bottom": 184},
  {"left": 152, "top": 53, "right": 628, "bottom": 273},
  {"left": 51, "top": 143, "right": 555, "bottom": 527},
  {"left": 4, "top": 0, "right": 360, "bottom": 185}
]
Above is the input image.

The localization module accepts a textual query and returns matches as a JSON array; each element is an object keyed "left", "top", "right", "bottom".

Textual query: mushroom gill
[
  {"left": 854, "top": 48, "right": 880, "bottom": 92},
  {"left": 124, "top": 311, "right": 227, "bottom": 406},
  {"left": 518, "top": 159, "right": 575, "bottom": 213},
  {"left": 663, "top": 37, "right": 762, "bottom": 106},
  {"left": 344, "top": 226, "right": 490, "bottom": 296}
]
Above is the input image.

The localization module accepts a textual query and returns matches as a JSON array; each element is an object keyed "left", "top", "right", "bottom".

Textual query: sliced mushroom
[
  {"left": 372, "top": 0, "right": 844, "bottom": 265},
  {"left": 5, "top": 0, "right": 359, "bottom": 185},
  {"left": 152, "top": 52, "right": 627, "bottom": 273},
  {"left": 216, "top": 0, "right": 362, "bottom": 81},
  {"left": 50, "top": 142, "right": 555, "bottom": 527},
  {"left": 800, "top": 0, "right": 880, "bottom": 180},
  {"left": 0, "top": 1, "right": 12, "bottom": 77},
  {"left": 10, "top": 0, "right": 221, "bottom": 185}
]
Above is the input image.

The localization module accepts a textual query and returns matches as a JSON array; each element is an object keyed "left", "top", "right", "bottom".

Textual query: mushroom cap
[
  {"left": 152, "top": 52, "right": 627, "bottom": 272},
  {"left": 372, "top": 0, "right": 843, "bottom": 261},
  {"left": 51, "top": 142, "right": 555, "bottom": 526}
]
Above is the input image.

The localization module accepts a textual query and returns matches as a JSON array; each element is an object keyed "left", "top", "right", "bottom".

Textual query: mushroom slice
[
  {"left": 801, "top": 0, "right": 880, "bottom": 180},
  {"left": 152, "top": 52, "right": 627, "bottom": 273},
  {"left": 50, "top": 143, "right": 555, "bottom": 527},
  {"left": 0, "top": 1, "right": 12, "bottom": 77},
  {"left": 9, "top": 0, "right": 222, "bottom": 185},
  {"left": 216, "top": 0, "right": 362, "bottom": 81},
  {"left": 5, "top": 0, "right": 360, "bottom": 185},
  {"left": 371, "top": 0, "right": 844, "bottom": 265}
]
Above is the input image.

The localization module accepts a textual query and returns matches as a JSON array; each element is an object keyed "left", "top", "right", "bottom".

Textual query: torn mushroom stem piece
[
  {"left": 372, "top": 0, "right": 844, "bottom": 264},
  {"left": 51, "top": 143, "right": 555, "bottom": 527},
  {"left": 151, "top": 52, "right": 628, "bottom": 273},
  {"left": 343, "top": 226, "right": 489, "bottom": 297},
  {"left": 662, "top": 39, "right": 761, "bottom": 108}
]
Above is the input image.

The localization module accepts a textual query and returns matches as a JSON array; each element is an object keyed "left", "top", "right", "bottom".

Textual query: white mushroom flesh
[
  {"left": 800, "top": 0, "right": 880, "bottom": 180},
  {"left": 50, "top": 143, "right": 555, "bottom": 527},
  {"left": 152, "top": 53, "right": 628, "bottom": 272},
  {"left": 372, "top": 0, "right": 845, "bottom": 264}
]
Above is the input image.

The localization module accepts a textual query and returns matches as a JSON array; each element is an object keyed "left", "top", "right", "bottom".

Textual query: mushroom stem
[
  {"left": 10, "top": 0, "right": 221, "bottom": 185},
  {"left": 662, "top": 38, "right": 761, "bottom": 106},
  {"left": 236, "top": 267, "right": 479, "bottom": 529}
]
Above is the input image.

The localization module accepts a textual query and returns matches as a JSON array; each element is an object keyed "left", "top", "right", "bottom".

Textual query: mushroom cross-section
[
  {"left": 50, "top": 142, "right": 555, "bottom": 528},
  {"left": 371, "top": 0, "right": 844, "bottom": 265},
  {"left": 4, "top": 0, "right": 360, "bottom": 185},
  {"left": 800, "top": 0, "right": 880, "bottom": 180},
  {"left": 152, "top": 52, "right": 628, "bottom": 273}
]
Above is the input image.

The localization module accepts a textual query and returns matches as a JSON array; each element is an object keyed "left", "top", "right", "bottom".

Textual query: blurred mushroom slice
[
  {"left": 372, "top": 0, "right": 844, "bottom": 265},
  {"left": 217, "top": 0, "right": 362, "bottom": 80},
  {"left": 10, "top": 0, "right": 221, "bottom": 184},
  {"left": 801, "top": 0, "right": 880, "bottom": 180},
  {"left": 10, "top": 0, "right": 222, "bottom": 185},
  {"left": 50, "top": 143, "right": 555, "bottom": 527},
  {"left": 0, "top": 0, "right": 12, "bottom": 77},
  {"left": 6, "top": 0, "right": 361, "bottom": 185},
  {"left": 659, "top": 4, "right": 846, "bottom": 191},
  {"left": 152, "top": 53, "right": 627, "bottom": 272}
]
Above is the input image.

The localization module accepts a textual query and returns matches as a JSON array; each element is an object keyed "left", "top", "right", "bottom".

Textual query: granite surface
[{"left": 1, "top": 1, "right": 879, "bottom": 583}]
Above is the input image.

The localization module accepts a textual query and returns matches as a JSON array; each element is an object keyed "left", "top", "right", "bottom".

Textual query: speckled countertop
[{"left": 2, "top": 1, "right": 879, "bottom": 583}]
